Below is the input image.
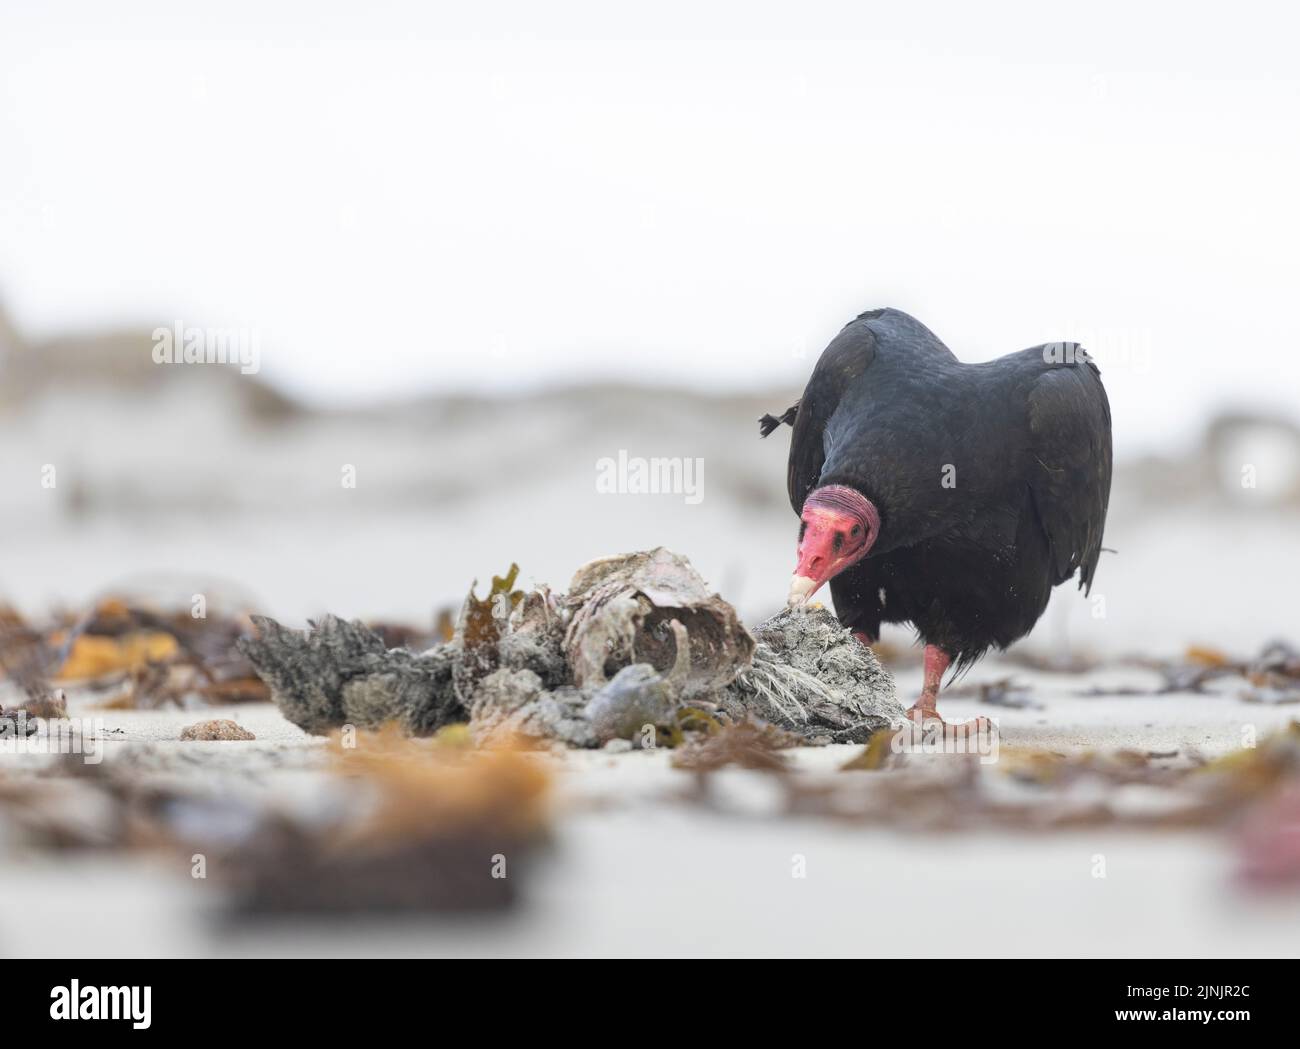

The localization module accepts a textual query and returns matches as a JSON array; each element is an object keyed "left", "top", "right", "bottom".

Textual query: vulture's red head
[{"left": 788, "top": 485, "right": 880, "bottom": 606}]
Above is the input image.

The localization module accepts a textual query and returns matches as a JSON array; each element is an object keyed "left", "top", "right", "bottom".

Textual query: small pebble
[{"left": 180, "top": 719, "right": 256, "bottom": 742}]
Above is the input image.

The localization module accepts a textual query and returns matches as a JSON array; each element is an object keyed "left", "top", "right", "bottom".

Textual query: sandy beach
[{"left": 3, "top": 649, "right": 1298, "bottom": 959}]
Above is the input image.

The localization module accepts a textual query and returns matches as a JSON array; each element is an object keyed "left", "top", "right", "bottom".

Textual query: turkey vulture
[{"left": 761, "top": 308, "right": 1112, "bottom": 728}]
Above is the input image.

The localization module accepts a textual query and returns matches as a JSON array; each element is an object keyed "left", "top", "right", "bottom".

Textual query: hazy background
[{"left": 2, "top": 0, "right": 1298, "bottom": 654}]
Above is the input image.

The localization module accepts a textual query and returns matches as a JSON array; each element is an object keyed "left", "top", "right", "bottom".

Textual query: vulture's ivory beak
[{"left": 787, "top": 575, "right": 821, "bottom": 607}]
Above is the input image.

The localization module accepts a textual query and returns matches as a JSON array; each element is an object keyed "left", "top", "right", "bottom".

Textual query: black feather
[{"left": 758, "top": 403, "right": 799, "bottom": 437}]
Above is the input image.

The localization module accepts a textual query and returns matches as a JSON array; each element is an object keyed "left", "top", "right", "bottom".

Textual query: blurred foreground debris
[
  {"left": 240, "top": 549, "right": 902, "bottom": 749},
  {"left": 1237, "top": 780, "right": 1300, "bottom": 888},
  {"left": 227, "top": 729, "right": 550, "bottom": 913},
  {"left": 0, "top": 726, "right": 550, "bottom": 913}
]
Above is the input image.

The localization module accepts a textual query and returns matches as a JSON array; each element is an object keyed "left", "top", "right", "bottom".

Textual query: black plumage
[{"left": 765, "top": 308, "right": 1112, "bottom": 675}]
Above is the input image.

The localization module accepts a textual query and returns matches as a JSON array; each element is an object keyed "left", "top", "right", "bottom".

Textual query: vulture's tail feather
[{"left": 759, "top": 402, "right": 799, "bottom": 438}]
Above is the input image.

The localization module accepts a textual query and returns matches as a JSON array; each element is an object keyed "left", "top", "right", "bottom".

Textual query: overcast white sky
[{"left": 2, "top": 1, "right": 1298, "bottom": 454}]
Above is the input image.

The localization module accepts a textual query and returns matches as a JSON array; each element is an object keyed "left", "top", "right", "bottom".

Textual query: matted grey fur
[{"left": 722, "top": 606, "right": 903, "bottom": 743}]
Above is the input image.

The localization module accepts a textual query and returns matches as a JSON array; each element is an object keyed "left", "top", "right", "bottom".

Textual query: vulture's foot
[
  {"left": 899, "top": 643, "right": 993, "bottom": 738},
  {"left": 902, "top": 704, "right": 993, "bottom": 739}
]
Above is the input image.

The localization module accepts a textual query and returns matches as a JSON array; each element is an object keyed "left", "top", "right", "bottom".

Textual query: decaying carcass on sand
[{"left": 240, "top": 548, "right": 903, "bottom": 748}]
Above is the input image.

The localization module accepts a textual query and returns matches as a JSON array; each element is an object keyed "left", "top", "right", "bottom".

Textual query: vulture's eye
[{"left": 851, "top": 525, "right": 862, "bottom": 537}]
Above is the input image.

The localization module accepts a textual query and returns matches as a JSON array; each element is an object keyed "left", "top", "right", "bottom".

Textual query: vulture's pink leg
[
  {"left": 906, "top": 644, "right": 950, "bottom": 720},
  {"left": 904, "top": 645, "right": 992, "bottom": 737}
]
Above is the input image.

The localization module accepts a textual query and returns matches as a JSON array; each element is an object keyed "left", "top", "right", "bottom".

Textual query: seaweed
[{"left": 671, "top": 718, "right": 801, "bottom": 774}]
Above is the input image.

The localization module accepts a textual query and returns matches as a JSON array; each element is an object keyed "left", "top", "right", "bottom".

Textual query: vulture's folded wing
[{"left": 1026, "top": 356, "right": 1113, "bottom": 593}]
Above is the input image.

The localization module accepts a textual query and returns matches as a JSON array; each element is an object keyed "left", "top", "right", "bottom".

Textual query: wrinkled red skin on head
[{"left": 792, "top": 486, "right": 880, "bottom": 599}]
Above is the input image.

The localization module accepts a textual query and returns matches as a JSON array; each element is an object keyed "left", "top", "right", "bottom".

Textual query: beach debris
[
  {"left": 1241, "top": 687, "right": 1300, "bottom": 706},
  {"left": 745, "top": 721, "right": 1300, "bottom": 833},
  {"left": 0, "top": 774, "right": 127, "bottom": 849},
  {"left": 57, "top": 628, "right": 178, "bottom": 680},
  {"left": 1236, "top": 780, "right": 1300, "bottom": 889},
  {"left": 23, "top": 687, "right": 69, "bottom": 719},
  {"left": 454, "top": 563, "right": 527, "bottom": 701},
  {"left": 468, "top": 669, "right": 595, "bottom": 748},
  {"left": 224, "top": 728, "right": 551, "bottom": 913},
  {"left": 0, "top": 725, "right": 552, "bottom": 913},
  {"left": 496, "top": 587, "right": 568, "bottom": 688},
  {"left": 585, "top": 664, "right": 679, "bottom": 744},
  {"left": 719, "top": 606, "right": 903, "bottom": 743},
  {"left": 1070, "top": 639, "right": 1300, "bottom": 700},
  {"left": 179, "top": 719, "right": 256, "bottom": 741},
  {"left": 1239, "top": 640, "right": 1300, "bottom": 704},
  {"left": 840, "top": 729, "right": 902, "bottom": 771},
  {"left": 0, "top": 704, "right": 40, "bottom": 737},
  {"left": 563, "top": 548, "right": 753, "bottom": 701},
  {"left": 243, "top": 549, "right": 886, "bottom": 749},
  {"left": 0, "top": 685, "right": 67, "bottom": 733},
  {"left": 944, "top": 676, "right": 1041, "bottom": 710},
  {"left": 240, "top": 615, "right": 461, "bottom": 736},
  {"left": 1, "top": 597, "right": 273, "bottom": 709},
  {"left": 672, "top": 717, "right": 801, "bottom": 774},
  {"left": 0, "top": 607, "right": 74, "bottom": 721},
  {"left": 1, "top": 605, "right": 71, "bottom": 689}
]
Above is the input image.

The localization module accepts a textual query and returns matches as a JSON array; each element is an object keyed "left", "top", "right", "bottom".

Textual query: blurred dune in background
[{"left": 2, "top": 303, "right": 1298, "bottom": 657}]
